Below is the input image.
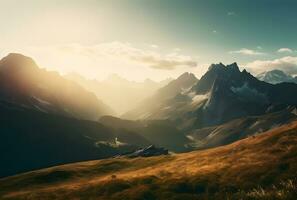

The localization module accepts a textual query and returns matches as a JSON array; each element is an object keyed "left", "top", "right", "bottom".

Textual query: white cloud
[
  {"left": 92, "top": 42, "right": 197, "bottom": 70},
  {"left": 20, "top": 42, "right": 198, "bottom": 71},
  {"left": 173, "top": 48, "right": 181, "bottom": 52},
  {"left": 229, "top": 48, "right": 265, "bottom": 56},
  {"left": 246, "top": 56, "right": 297, "bottom": 75},
  {"left": 2, "top": 42, "right": 198, "bottom": 81},
  {"left": 150, "top": 44, "right": 159, "bottom": 49},
  {"left": 136, "top": 53, "right": 197, "bottom": 70},
  {"left": 227, "top": 12, "right": 236, "bottom": 16},
  {"left": 212, "top": 30, "right": 217, "bottom": 33},
  {"left": 277, "top": 48, "right": 293, "bottom": 53}
]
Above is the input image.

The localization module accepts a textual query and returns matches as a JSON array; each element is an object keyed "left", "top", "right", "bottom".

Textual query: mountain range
[
  {"left": 124, "top": 63, "right": 297, "bottom": 131},
  {"left": 0, "top": 53, "right": 114, "bottom": 121},
  {"left": 0, "top": 54, "right": 193, "bottom": 177},
  {"left": 65, "top": 72, "right": 172, "bottom": 115},
  {"left": 1, "top": 53, "right": 297, "bottom": 196}
]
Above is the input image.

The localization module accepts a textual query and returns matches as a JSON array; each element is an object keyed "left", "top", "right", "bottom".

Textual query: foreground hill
[
  {"left": 1, "top": 120, "right": 297, "bottom": 199},
  {"left": 0, "top": 100, "right": 150, "bottom": 178},
  {"left": 0, "top": 53, "right": 114, "bottom": 120}
]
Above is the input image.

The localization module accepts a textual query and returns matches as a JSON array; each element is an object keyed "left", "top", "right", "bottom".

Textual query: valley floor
[{"left": 1, "top": 121, "right": 297, "bottom": 200}]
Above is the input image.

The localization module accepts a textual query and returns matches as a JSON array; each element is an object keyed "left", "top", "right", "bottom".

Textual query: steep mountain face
[
  {"left": 65, "top": 73, "right": 172, "bottom": 115},
  {"left": 0, "top": 100, "right": 150, "bottom": 178},
  {"left": 151, "top": 72, "right": 198, "bottom": 100},
  {"left": 0, "top": 53, "right": 114, "bottom": 120},
  {"left": 2, "top": 120, "right": 297, "bottom": 199},
  {"left": 187, "top": 63, "right": 267, "bottom": 128},
  {"left": 257, "top": 69, "right": 297, "bottom": 84},
  {"left": 130, "top": 63, "right": 297, "bottom": 131},
  {"left": 189, "top": 63, "right": 297, "bottom": 128},
  {"left": 122, "top": 72, "right": 198, "bottom": 120}
]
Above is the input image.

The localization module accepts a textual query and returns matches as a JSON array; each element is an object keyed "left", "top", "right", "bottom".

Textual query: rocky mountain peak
[
  {"left": 177, "top": 72, "right": 197, "bottom": 81},
  {"left": 207, "top": 62, "right": 240, "bottom": 73},
  {"left": 193, "top": 62, "right": 244, "bottom": 94},
  {"left": 226, "top": 62, "right": 240, "bottom": 72},
  {"left": 256, "top": 69, "right": 297, "bottom": 84},
  {"left": 0, "top": 53, "right": 38, "bottom": 72}
]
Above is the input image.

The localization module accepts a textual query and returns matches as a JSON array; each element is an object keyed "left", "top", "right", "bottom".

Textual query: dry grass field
[{"left": 1, "top": 121, "right": 297, "bottom": 199}]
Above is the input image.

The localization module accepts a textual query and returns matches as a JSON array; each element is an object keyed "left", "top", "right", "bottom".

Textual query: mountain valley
[{"left": 1, "top": 53, "right": 297, "bottom": 200}]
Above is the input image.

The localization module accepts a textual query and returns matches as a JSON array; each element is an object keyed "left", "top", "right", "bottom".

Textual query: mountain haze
[
  {"left": 123, "top": 72, "right": 198, "bottom": 120},
  {"left": 0, "top": 53, "right": 114, "bottom": 121},
  {"left": 65, "top": 73, "right": 172, "bottom": 115},
  {"left": 1, "top": 54, "right": 297, "bottom": 199},
  {"left": 2, "top": 1, "right": 297, "bottom": 199}
]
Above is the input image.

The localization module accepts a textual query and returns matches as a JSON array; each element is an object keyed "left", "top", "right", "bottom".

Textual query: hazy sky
[{"left": 1, "top": 0, "right": 297, "bottom": 81}]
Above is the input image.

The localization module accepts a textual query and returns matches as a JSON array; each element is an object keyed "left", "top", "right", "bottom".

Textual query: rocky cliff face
[{"left": 124, "top": 62, "right": 297, "bottom": 131}]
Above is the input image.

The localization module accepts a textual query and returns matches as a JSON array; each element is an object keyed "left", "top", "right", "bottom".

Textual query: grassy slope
[{"left": 1, "top": 121, "right": 297, "bottom": 199}]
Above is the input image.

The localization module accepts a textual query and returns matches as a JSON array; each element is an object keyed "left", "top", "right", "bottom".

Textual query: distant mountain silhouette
[
  {"left": 0, "top": 53, "right": 114, "bottom": 120},
  {"left": 122, "top": 72, "right": 198, "bottom": 119},
  {"left": 65, "top": 73, "right": 172, "bottom": 115},
  {"left": 256, "top": 69, "right": 297, "bottom": 84}
]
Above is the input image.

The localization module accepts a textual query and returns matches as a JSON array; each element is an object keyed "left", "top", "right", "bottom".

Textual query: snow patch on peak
[
  {"left": 32, "top": 96, "right": 51, "bottom": 106},
  {"left": 291, "top": 108, "right": 297, "bottom": 116},
  {"left": 192, "top": 94, "right": 209, "bottom": 103}
]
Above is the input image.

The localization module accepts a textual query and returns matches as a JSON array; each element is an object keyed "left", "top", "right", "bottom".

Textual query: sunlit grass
[{"left": 1, "top": 121, "right": 297, "bottom": 199}]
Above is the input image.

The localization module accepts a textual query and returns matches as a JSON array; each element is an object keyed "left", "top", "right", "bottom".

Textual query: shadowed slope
[
  {"left": 99, "top": 116, "right": 191, "bottom": 152},
  {"left": 0, "top": 100, "right": 149, "bottom": 178},
  {"left": 187, "top": 107, "right": 297, "bottom": 149}
]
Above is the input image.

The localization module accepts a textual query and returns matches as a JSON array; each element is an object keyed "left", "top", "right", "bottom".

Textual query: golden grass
[{"left": 1, "top": 121, "right": 297, "bottom": 199}]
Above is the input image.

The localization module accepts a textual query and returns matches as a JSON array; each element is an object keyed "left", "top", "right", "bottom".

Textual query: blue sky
[{"left": 1, "top": 0, "right": 297, "bottom": 80}]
